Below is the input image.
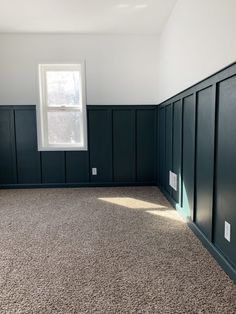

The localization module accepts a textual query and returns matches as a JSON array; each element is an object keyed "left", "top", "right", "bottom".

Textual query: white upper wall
[
  {"left": 0, "top": 34, "right": 159, "bottom": 105},
  {"left": 1, "top": 1, "right": 236, "bottom": 106},
  {"left": 157, "top": 0, "right": 236, "bottom": 103},
  {"left": 0, "top": 0, "right": 176, "bottom": 34}
]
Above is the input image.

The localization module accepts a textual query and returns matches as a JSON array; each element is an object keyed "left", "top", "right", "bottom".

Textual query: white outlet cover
[
  {"left": 169, "top": 171, "right": 178, "bottom": 191},
  {"left": 169, "top": 171, "right": 172, "bottom": 187},
  {"left": 224, "top": 221, "right": 231, "bottom": 242},
  {"left": 172, "top": 173, "right": 177, "bottom": 191},
  {"left": 92, "top": 168, "right": 97, "bottom": 176}
]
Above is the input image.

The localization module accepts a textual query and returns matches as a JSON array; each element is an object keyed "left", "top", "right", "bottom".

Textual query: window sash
[
  {"left": 37, "top": 63, "right": 87, "bottom": 151},
  {"left": 43, "top": 66, "right": 82, "bottom": 108},
  {"left": 44, "top": 110, "right": 84, "bottom": 148}
]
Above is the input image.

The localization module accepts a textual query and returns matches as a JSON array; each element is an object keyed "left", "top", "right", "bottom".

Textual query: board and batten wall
[
  {"left": 0, "top": 34, "right": 158, "bottom": 106},
  {"left": 0, "top": 105, "right": 156, "bottom": 187},
  {"left": 157, "top": 62, "right": 236, "bottom": 282},
  {"left": 157, "top": 0, "right": 236, "bottom": 103}
]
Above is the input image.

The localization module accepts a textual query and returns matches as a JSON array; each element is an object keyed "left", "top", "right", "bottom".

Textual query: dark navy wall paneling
[
  {"left": 65, "top": 152, "right": 89, "bottom": 183},
  {"left": 0, "top": 105, "right": 156, "bottom": 187},
  {"left": 0, "top": 108, "right": 17, "bottom": 184},
  {"left": 195, "top": 86, "right": 215, "bottom": 240},
  {"left": 15, "top": 109, "right": 41, "bottom": 184},
  {"left": 165, "top": 104, "right": 172, "bottom": 194},
  {"left": 156, "top": 109, "right": 160, "bottom": 185},
  {"left": 41, "top": 152, "right": 65, "bottom": 183},
  {"left": 159, "top": 108, "right": 166, "bottom": 189},
  {"left": 215, "top": 75, "right": 236, "bottom": 268},
  {"left": 157, "top": 62, "right": 236, "bottom": 282},
  {"left": 172, "top": 100, "right": 182, "bottom": 205},
  {"left": 182, "top": 94, "right": 195, "bottom": 220},
  {"left": 113, "top": 110, "right": 135, "bottom": 182},
  {"left": 136, "top": 109, "right": 156, "bottom": 182},
  {"left": 88, "top": 109, "right": 112, "bottom": 183}
]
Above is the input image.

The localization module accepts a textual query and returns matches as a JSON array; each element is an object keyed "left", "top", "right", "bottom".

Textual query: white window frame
[{"left": 37, "top": 62, "right": 88, "bottom": 151}]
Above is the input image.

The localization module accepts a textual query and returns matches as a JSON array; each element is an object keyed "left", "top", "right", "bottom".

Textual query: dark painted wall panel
[
  {"left": 195, "top": 87, "right": 215, "bottom": 240},
  {"left": 0, "top": 106, "right": 156, "bottom": 186},
  {"left": 159, "top": 108, "right": 166, "bottom": 188},
  {"left": 157, "top": 109, "right": 160, "bottom": 185},
  {"left": 41, "top": 152, "right": 65, "bottom": 183},
  {"left": 0, "top": 109, "right": 17, "bottom": 184},
  {"left": 215, "top": 76, "right": 236, "bottom": 268},
  {"left": 88, "top": 109, "right": 112, "bottom": 182},
  {"left": 158, "top": 63, "right": 236, "bottom": 281},
  {"left": 156, "top": 109, "right": 160, "bottom": 184},
  {"left": 182, "top": 95, "right": 195, "bottom": 219},
  {"left": 165, "top": 104, "right": 172, "bottom": 194},
  {"left": 66, "top": 152, "right": 89, "bottom": 183},
  {"left": 15, "top": 109, "right": 41, "bottom": 184},
  {"left": 136, "top": 109, "right": 156, "bottom": 182},
  {"left": 113, "top": 110, "right": 135, "bottom": 182},
  {"left": 172, "top": 100, "right": 182, "bottom": 204}
]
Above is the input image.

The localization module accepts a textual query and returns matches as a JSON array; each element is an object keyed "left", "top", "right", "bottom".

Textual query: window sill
[{"left": 37, "top": 145, "right": 88, "bottom": 152}]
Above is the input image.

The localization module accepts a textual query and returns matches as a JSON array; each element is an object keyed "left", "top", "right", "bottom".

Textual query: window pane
[
  {"left": 46, "top": 71, "right": 81, "bottom": 107},
  {"left": 47, "top": 111, "right": 82, "bottom": 145}
]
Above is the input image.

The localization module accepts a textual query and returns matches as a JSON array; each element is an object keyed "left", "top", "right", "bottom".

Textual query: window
[{"left": 37, "top": 63, "right": 87, "bottom": 151}]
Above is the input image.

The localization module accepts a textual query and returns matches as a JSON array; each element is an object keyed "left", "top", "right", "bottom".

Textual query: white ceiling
[{"left": 0, "top": 0, "right": 177, "bottom": 34}]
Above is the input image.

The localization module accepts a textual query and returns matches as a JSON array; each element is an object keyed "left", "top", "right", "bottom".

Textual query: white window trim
[{"left": 36, "top": 62, "right": 88, "bottom": 151}]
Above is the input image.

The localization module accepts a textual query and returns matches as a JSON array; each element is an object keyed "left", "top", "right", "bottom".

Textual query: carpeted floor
[{"left": 0, "top": 187, "right": 235, "bottom": 314}]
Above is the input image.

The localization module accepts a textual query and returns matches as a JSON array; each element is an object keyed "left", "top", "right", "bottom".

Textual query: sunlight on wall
[{"left": 181, "top": 182, "right": 191, "bottom": 219}]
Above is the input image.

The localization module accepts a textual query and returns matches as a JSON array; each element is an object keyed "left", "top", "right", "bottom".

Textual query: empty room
[{"left": 0, "top": 0, "right": 236, "bottom": 313}]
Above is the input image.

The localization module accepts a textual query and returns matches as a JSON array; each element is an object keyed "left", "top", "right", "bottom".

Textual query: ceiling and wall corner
[
  {"left": 0, "top": 0, "right": 177, "bottom": 35},
  {"left": 157, "top": 0, "right": 236, "bottom": 103}
]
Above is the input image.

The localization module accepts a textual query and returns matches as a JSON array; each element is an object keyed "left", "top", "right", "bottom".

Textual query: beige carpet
[{"left": 0, "top": 187, "right": 235, "bottom": 314}]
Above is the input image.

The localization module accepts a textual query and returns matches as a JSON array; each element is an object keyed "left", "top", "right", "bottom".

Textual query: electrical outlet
[
  {"left": 169, "top": 171, "right": 178, "bottom": 191},
  {"left": 224, "top": 221, "right": 231, "bottom": 242},
  {"left": 92, "top": 168, "right": 97, "bottom": 176},
  {"left": 172, "top": 173, "right": 177, "bottom": 191},
  {"left": 169, "top": 171, "right": 172, "bottom": 187}
]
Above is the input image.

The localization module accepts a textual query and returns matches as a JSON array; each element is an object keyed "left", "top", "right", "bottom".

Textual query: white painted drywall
[
  {"left": 0, "top": 0, "right": 177, "bottom": 34},
  {"left": 0, "top": 34, "right": 159, "bottom": 105},
  {"left": 157, "top": 0, "right": 236, "bottom": 103},
  {"left": 1, "top": 1, "right": 236, "bottom": 106}
]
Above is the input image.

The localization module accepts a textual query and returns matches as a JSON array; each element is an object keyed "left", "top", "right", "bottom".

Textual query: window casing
[{"left": 37, "top": 63, "right": 87, "bottom": 151}]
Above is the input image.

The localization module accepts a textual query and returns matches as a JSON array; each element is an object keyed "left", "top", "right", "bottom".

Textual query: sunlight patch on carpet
[{"left": 98, "top": 197, "right": 167, "bottom": 209}]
